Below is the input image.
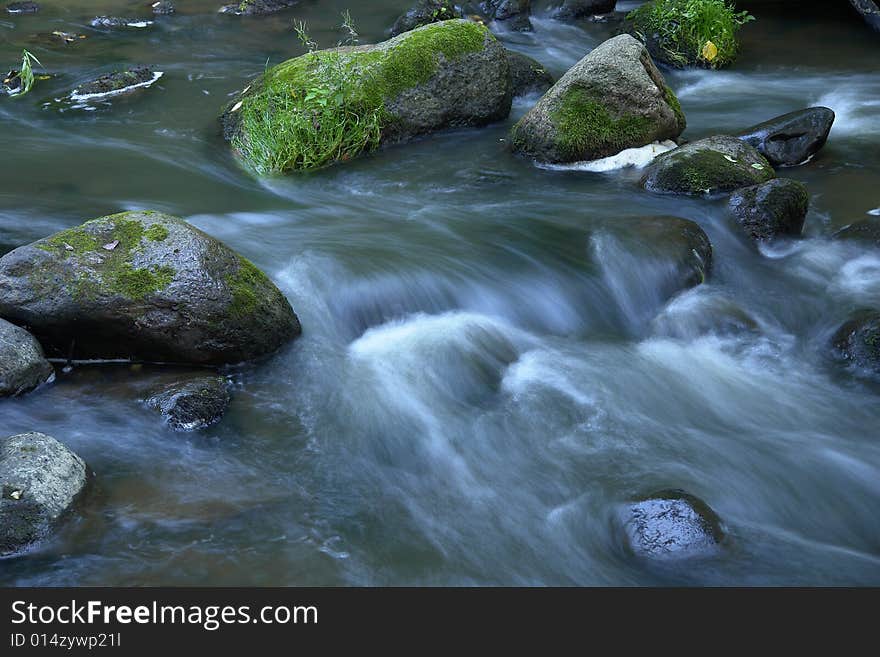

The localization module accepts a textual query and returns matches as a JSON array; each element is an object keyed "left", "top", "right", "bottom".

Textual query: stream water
[{"left": 1, "top": 1, "right": 879, "bottom": 585}]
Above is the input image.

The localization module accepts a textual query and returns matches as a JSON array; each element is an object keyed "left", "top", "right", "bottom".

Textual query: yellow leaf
[{"left": 702, "top": 41, "right": 718, "bottom": 62}]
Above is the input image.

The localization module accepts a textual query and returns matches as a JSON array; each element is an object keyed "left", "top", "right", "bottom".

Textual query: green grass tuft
[{"left": 628, "top": 0, "right": 754, "bottom": 69}]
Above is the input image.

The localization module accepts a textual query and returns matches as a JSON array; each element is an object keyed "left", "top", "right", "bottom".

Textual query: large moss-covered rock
[
  {"left": 0, "top": 432, "right": 90, "bottom": 556},
  {"left": 0, "top": 319, "right": 53, "bottom": 397},
  {"left": 222, "top": 19, "right": 511, "bottom": 173},
  {"left": 0, "top": 211, "right": 301, "bottom": 365},
  {"left": 623, "top": 489, "right": 724, "bottom": 559},
  {"left": 736, "top": 107, "right": 835, "bottom": 167},
  {"left": 833, "top": 310, "right": 880, "bottom": 379},
  {"left": 506, "top": 50, "right": 554, "bottom": 97},
  {"left": 728, "top": 178, "right": 809, "bottom": 242},
  {"left": 641, "top": 135, "right": 775, "bottom": 196},
  {"left": 390, "top": 0, "right": 460, "bottom": 37},
  {"left": 510, "top": 34, "right": 685, "bottom": 164}
]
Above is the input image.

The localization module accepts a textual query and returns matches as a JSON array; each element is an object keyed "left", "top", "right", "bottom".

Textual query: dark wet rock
[
  {"left": 728, "top": 178, "right": 809, "bottom": 242},
  {"left": 736, "top": 107, "right": 834, "bottom": 167},
  {"left": 0, "top": 210, "right": 301, "bottom": 365},
  {"left": 218, "top": 0, "right": 298, "bottom": 16},
  {"left": 623, "top": 490, "right": 724, "bottom": 559},
  {"left": 641, "top": 135, "right": 775, "bottom": 196},
  {"left": 834, "top": 218, "right": 880, "bottom": 247},
  {"left": 0, "top": 432, "right": 90, "bottom": 556},
  {"left": 73, "top": 66, "right": 158, "bottom": 98},
  {"left": 0, "top": 318, "right": 53, "bottom": 397},
  {"left": 511, "top": 35, "right": 685, "bottom": 164},
  {"left": 151, "top": 1, "right": 175, "bottom": 15},
  {"left": 552, "top": 0, "right": 616, "bottom": 20},
  {"left": 6, "top": 2, "right": 39, "bottom": 14},
  {"left": 506, "top": 50, "right": 554, "bottom": 97},
  {"left": 652, "top": 290, "right": 759, "bottom": 339},
  {"left": 850, "top": 0, "right": 880, "bottom": 31},
  {"left": 2, "top": 69, "right": 22, "bottom": 95},
  {"left": 90, "top": 16, "right": 154, "bottom": 29},
  {"left": 391, "top": 0, "right": 460, "bottom": 37},
  {"left": 833, "top": 310, "right": 880, "bottom": 378},
  {"left": 481, "top": 0, "right": 532, "bottom": 31},
  {"left": 37, "top": 31, "right": 88, "bottom": 46},
  {"left": 223, "top": 20, "right": 512, "bottom": 172},
  {"left": 147, "top": 376, "right": 231, "bottom": 431}
]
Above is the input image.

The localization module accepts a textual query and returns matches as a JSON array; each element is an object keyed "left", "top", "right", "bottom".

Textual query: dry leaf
[
  {"left": 63, "top": 242, "right": 74, "bottom": 251},
  {"left": 702, "top": 41, "right": 718, "bottom": 62},
  {"left": 231, "top": 101, "right": 243, "bottom": 113},
  {"left": 10, "top": 490, "right": 22, "bottom": 500},
  {"left": 103, "top": 240, "right": 120, "bottom": 251}
]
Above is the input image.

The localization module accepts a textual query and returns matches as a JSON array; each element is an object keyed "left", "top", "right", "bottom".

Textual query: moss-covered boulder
[
  {"left": 480, "top": 1, "right": 532, "bottom": 31},
  {"left": 222, "top": 19, "right": 511, "bottom": 174},
  {"left": 0, "top": 211, "right": 301, "bottom": 365},
  {"left": 510, "top": 34, "right": 685, "bottom": 164},
  {"left": 833, "top": 310, "right": 880, "bottom": 379},
  {"left": 147, "top": 375, "right": 231, "bottom": 431},
  {"left": 0, "top": 319, "right": 53, "bottom": 398},
  {"left": 834, "top": 218, "right": 880, "bottom": 247},
  {"left": 552, "top": 0, "right": 617, "bottom": 20},
  {"left": 736, "top": 107, "right": 835, "bottom": 167},
  {"left": 641, "top": 135, "right": 774, "bottom": 196},
  {"left": 506, "top": 49, "right": 554, "bottom": 97},
  {"left": 622, "top": 489, "right": 724, "bottom": 559},
  {"left": 390, "top": 0, "right": 460, "bottom": 37},
  {"left": 1, "top": 431, "right": 90, "bottom": 557},
  {"left": 728, "top": 178, "right": 809, "bottom": 242},
  {"left": 72, "top": 66, "right": 159, "bottom": 100}
]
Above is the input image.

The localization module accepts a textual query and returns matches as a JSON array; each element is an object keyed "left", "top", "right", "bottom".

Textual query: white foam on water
[
  {"left": 868, "top": 208, "right": 880, "bottom": 216},
  {"left": 70, "top": 71, "right": 163, "bottom": 102},
  {"left": 538, "top": 140, "right": 678, "bottom": 172}
]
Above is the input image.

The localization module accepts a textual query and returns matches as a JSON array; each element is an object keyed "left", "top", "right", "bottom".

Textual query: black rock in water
[
  {"left": 151, "top": 1, "right": 175, "bottom": 15},
  {"left": 736, "top": 107, "right": 835, "bottom": 167},
  {"left": 834, "top": 218, "right": 880, "bottom": 247},
  {"left": 850, "top": 0, "right": 880, "bottom": 32},
  {"left": 147, "top": 376, "right": 231, "bottom": 431},
  {"left": 391, "top": 0, "right": 460, "bottom": 37},
  {"left": 833, "top": 311, "right": 880, "bottom": 379},
  {"left": 623, "top": 490, "right": 724, "bottom": 559},
  {"left": 6, "top": 2, "right": 40, "bottom": 14},
  {"left": 89, "top": 16, "right": 154, "bottom": 29},
  {"left": 506, "top": 49, "right": 554, "bottom": 97},
  {"left": 218, "top": 0, "right": 299, "bottom": 16},
  {"left": 481, "top": 0, "right": 532, "bottom": 31},
  {"left": 728, "top": 178, "right": 809, "bottom": 242},
  {"left": 0, "top": 318, "right": 54, "bottom": 397},
  {"left": 0, "top": 432, "right": 91, "bottom": 557},
  {"left": 552, "top": 0, "right": 616, "bottom": 20},
  {"left": 73, "top": 66, "right": 157, "bottom": 98}
]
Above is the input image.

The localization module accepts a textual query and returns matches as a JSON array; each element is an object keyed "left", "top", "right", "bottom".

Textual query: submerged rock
[
  {"left": 834, "top": 218, "right": 880, "bottom": 247},
  {"left": 833, "top": 310, "right": 880, "bottom": 378},
  {"left": 623, "top": 490, "right": 724, "bottom": 559},
  {"left": 6, "top": 1, "right": 39, "bottom": 14},
  {"left": 147, "top": 376, "right": 231, "bottom": 431},
  {"left": 223, "top": 19, "right": 511, "bottom": 173},
  {"left": 218, "top": 0, "right": 298, "bottom": 16},
  {"left": 736, "top": 107, "right": 834, "bottom": 167},
  {"left": 36, "top": 31, "right": 88, "bottom": 46},
  {"left": 728, "top": 178, "right": 809, "bottom": 242},
  {"left": 511, "top": 34, "right": 685, "bottom": 164},
  {"left": 0, "top": 210, "right": 301, "bottom": 365},
  {"left": 0, "top": 432, "right": 90, "bottom": 556},
  {"left": 506, "top": 49, "right": 554, "bottom": 97},
  {"left": 850, "top": 0, "right": 880, "bottom": 32},
  {"left": 391, "top": 0, "right": 460, "bottom": 37},
  {"left": 151, "top": 1, "right": 176, "bottom": 15},
  {"left": 0, "top": 318, "right": 53, "bottom": 397},
  {"left": 641, "top": 135, "right": 775, "bottom": 196},
  {"left": 480, "top": 0, "right": 532, "bottom": 31},
  {"left": 89, "top": 16, "right": 154, "bottom": 29},
  {"left": 552, "top": 0, "right": 616, "bottom": 20},
  {"left": 72, "top": 66, "right": 160, "bottom": 99}
]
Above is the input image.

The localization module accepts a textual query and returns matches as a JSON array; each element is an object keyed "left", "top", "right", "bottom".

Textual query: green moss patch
[
  {"left": 628, "top": 0, "right": 754, "bottom": 69},
  {"left": 550, "top": 86, "right": 655, "bottom": 161},
  {"left": 226, "top": 257, "right": 271, "bottom": 319},
  {"left": 231, "top": 19, "right": 490, "bottom": 173}
]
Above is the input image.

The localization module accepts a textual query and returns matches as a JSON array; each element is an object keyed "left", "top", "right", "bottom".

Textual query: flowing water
[{"left": 1, "top": 1, "right": 880, "bottom": 585}]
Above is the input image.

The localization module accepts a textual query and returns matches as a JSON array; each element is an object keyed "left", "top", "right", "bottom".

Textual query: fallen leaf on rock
[
  {"left": 63, "top": 242, "right": 74, "bottom": 251},
  {"left": 103, "top": 240, "right": 119, "bottom": 250}
]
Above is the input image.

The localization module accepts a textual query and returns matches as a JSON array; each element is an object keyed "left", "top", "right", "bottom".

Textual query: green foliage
[
  {"left": 231, "top": 18, "right": 488, "bottom": 174},
  {"left": 10, "top": 49, "right": 42, "bottom": 97},
  {"left": 628, "top": 0, "right": 754, "bottom": 69},
  {"left": 550, "top": 86, "right": 655, "bottom": 161}
]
